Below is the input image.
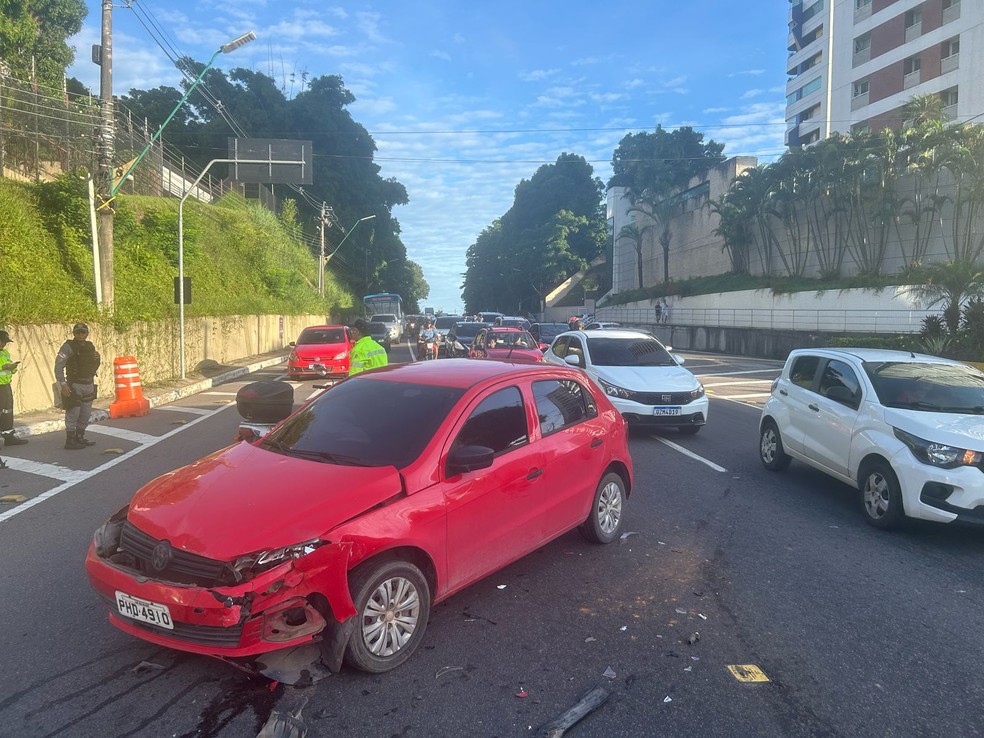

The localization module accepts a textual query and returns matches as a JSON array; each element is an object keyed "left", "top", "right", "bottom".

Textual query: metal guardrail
[{"left": 594, "top": 307, "right": 934, "bottom": 334}]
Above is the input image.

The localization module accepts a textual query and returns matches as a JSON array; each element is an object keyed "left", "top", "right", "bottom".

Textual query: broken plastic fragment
[
  {"left": 516, "top": 689, "right": 529, "bottom": 698},
  {"left": 698, "top": 613, "right": 707, "bottom": 620},
  {"left": 620, "top": 625, "right": 627, "bottom": 631},
  {"left": 104, "top": 448, "right": 125, "bottom": 455},
  {"left": 131, "top": 660, "right": 165, "bottom": 674},
  {"left": 684, "top": 666, "right": 692, "bottom": 672},
  {"left": 0, "top": 495, "right": 27, "bottom": 503},
  {"left": 663, "top": 696, "right": 672, "bottom": 703},
  {"left": 436, "top": 666, "right": 464, "bottom": 678},
  {"left": 602, "top": 666, "right": 617, "bottom": 679},
  {"left": 619, "top": 531, "right": 638, "bottom": 542},
  {"left": 675, "top": 608, "right": 687, "bottom": 615},
  {"left": 497, "top": 584, "right": 507, "bottom": 590},
  {"left": 686, "top": 631, "right": 700, "bottom": 645},
  {"left": 585, "top": 636, "right": 596, "bottom": 643}
]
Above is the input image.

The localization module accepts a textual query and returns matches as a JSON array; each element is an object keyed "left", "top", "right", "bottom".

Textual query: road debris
[
  {"left": 602, "top": 666, "right": 617, "bottom": 679},
  {"left": 684, "top": 666, "right": 692, "bottom": 672},
  {"left": 131, "top": 660, "right": 165, "bottom": 674},
  {"left": 497, "top": 584, "right": 507, "bottom": 589},
  {"left": 256, "top": 644, "right": 332, "bottom": 687},
  {"left": 619, "top": 531, "right": 638, "bottom": 543},
  {"left": 0, "top": 494, "right": 27, "bottom": 503},
  {"left": 674, "top": 608, "right": 687, "bottom": 615},
  {"left": 727, "top": 664, "right": 770, "bottom": 683},
  {"left": 256, "top": 696, "right": 309, "bottom": 738},
  {"left": 436, "top": 666, "right": 464, "bottom": 679},
  {"left": 619, "top": 625, "right": 627, "bottom": 631},
  {"left": 103, "top": 448, "right": 125, "bottom": 455},
  {"left": 686, "top": 631, "right": 700, "bottom": 645},
  {"left": 584, "top": 636, "right": 596, "bottom": 643},
  {"left": 538, "top": 686, "right": 609, "bottom": 738},
  {"left": 698, "top": 613, "right": 708, "bottom": 620},
  {"left": 663, "top": 696, "right": 672, "bottom": 703},
  {"left": 516, "top": 689, "right": 529, "bottom": 698}
]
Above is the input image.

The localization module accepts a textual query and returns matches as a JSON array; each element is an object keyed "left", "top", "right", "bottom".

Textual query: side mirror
[
  {"left": 288, "top": 341, "right": 296, "bottom": 347},
  {"left": 673, "top": 354, "right": 686, "bottom": 365},
  {"left": 447, "top": 445, "right": 494, "bottom": 475},
  {"left": 564, "top": 354, "right": 581, "bottom": 368}
]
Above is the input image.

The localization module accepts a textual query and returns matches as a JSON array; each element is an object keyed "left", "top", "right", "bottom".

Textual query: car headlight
[
  {"left": 333, "top": 351, "right": 347, "bottom": 360},
  {"left": 228, "top": 538, "right": 324, "bottom": 582},
  {"left": 894, "top": 428, "right": 982, "bottom": 468},
  {"left": 598, "top": 377, "right": 633, "bottom": 399},
  {"left": 690, "top": 385, "right": 706, "bottom": 400},
  {"left": 289, "top": 351, "right": 298, "bottom": 361}
]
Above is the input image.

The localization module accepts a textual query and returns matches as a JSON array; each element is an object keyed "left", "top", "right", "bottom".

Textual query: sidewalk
[{"left": 4, "top": 350, "right": 289, "bottom": 442}]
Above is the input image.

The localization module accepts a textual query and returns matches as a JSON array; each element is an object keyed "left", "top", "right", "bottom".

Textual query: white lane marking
[
  {"left": 154, "top": 405, "right": 214, "bottom": 416},
  {"left": 0, "top": 402, "right": 237, "bottom": 524},
  {"left": 0, "top": 457, "right": 90, "bottom": 483},
  {"left": 719, "top": 392, "right": 772, "bottom": 400},
  {"left": 652, "top": 435, "right": 728, "bottom": 472},
  {"left": 200, "top": 391, "right": 239, "bottom": 396},
  {"left": 697, "top": 369, "right": 781, "bottom": 377},
  {"left": 85, "top": 425, "right": 160, "bottom": 445}
]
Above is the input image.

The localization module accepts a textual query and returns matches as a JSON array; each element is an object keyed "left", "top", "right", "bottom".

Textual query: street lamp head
[
  {"left": 359, "top": 215, "right": 377, "bottom": 222},
  {"left": 221, "top": 32, "right": 257, "bottom": 54}
]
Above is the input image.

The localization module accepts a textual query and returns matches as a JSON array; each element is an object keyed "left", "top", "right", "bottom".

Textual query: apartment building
[{"left": 785, "top": 0, "right": 982, "bottom": 146}]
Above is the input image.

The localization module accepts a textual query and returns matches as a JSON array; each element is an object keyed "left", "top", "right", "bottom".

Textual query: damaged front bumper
[{"left": 84, "top": 517, "right": 358, "bottom": 667}]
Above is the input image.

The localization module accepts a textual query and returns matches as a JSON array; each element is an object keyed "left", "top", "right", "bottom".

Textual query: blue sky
[{"left": 69, "top": 1, "right": 790, "bottom": 314}]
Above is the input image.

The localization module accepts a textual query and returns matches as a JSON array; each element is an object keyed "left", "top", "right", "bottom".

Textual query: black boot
[
  {"left": 76, "top": 429, "right": 96, "bottom": 447},
  {"left": 65, "top": 430, "right": 86, "bottom": 450},
  {"left": 3, "top": 432, "right": 27, "bottom": 446}
]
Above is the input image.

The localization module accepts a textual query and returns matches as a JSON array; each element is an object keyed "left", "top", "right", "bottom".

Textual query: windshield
[
  {"left": 534, "top": 324, "right": 568, "bottom": 341},
  {"left": 488, "top": 331, "right": 537, "bottom": 349},
  {"left": 864, "top": 361, "right": 984, "bottom": 414},
  {"left": 587, "top": 337, "right": 676, "bottom": 367},
  {"left": 435, "top": 316, "right": 463, "bottom": 330},
  {"left": 262, "top": 378, "right": 465, "bottom": 467},
  {"left": 298, "top": 328, "right": 345, "bottom": 345},
  {"left": 370, "top": 314, "right": 397, "bottom": 323},
  {"left": 452, "top": 323, "right": 485, "bottom": 340}
]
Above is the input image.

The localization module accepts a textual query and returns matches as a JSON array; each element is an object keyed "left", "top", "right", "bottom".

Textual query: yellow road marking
[{"left": 727, "top": 664, "right": 770, "bottom": 683}]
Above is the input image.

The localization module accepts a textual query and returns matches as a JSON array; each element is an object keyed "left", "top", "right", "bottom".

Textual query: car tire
[
  {"left": 344, "top": 559, "right": 431, "bottom": 673},
  {"left": 759, "top": 420, "right": 791, "bottom": 471},
  {"left": 678, "top": 425, "right": 701, "bottom": 435},
  {"left": 579, "top": 472, "right": 626, "bottom": 544},
  {"left": 860, "top": 460, "right": 905, "bottom": 530}
]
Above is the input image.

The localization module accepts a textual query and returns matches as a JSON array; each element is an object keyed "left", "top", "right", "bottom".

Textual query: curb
[{"left": 16, "top": 356, "right": 287, "bottom": 439}]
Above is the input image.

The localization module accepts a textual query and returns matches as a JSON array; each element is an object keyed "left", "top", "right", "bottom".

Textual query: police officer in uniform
[
  {"left": 348, "top": 318, "right": 388, "bottom": 376},
  {"left": 0, "top": 330, "right": 27, "bottom": 446},
  {"left": 54, "top": 323, "right": 101, "bottom": 450}
]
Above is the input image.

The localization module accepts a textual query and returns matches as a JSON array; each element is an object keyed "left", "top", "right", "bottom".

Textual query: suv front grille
[{"left": 629, "top": 390, "right": 696, "bottom": 405}]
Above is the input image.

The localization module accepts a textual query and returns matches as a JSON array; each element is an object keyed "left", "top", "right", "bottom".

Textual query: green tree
[
  {"left": 617, "top": 223, "right": 652, "bottom": 289},
  {"left": 0, "top": 0, "right": 86, "bottom": 89},
  {"left": 909, "top": 259, "right": 984, "bottom": 333}
]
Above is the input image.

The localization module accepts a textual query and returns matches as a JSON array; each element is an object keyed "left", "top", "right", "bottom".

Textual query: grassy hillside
[{"left": 0, "top": 176, "right": 356, "bottom": 328}]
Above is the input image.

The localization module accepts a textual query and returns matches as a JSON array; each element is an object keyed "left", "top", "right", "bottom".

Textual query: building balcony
[
  {"left": 851, "top": 92, "right": 869, "bottom": 111},
  {"left": 905, "top": 23, "right": 921, "bottom": 43},
  {"left": 853, "top": 49, "right": 870, "bottom": 67},
  {"left": 854, "top": 4, "right": 872, "bottom": 23},
  {"left": 943, "top": 3, "right": 961, "bottom": 24},
  {"left": 943, "top": 103, "right": 957, "bottom": 120},
  {"left": 903, "top": 70, "right": 921, "bottom": 89},
  {"left": 942, "top": 53, "right": 959, "bottom": 74}
]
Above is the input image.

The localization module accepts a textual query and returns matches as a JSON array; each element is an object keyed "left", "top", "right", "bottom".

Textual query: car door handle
[
  {"left": 590, "top": 438, "right": 603, "bottom": 448},
  {"left": 779, "top": 389, "right": 788, "bottom": 396},
  {"left": 526, "top": 468, "right": 543, "bottom": 480},
  {"left": 808, "top": 403, "right": 819, "bottom": 412}
]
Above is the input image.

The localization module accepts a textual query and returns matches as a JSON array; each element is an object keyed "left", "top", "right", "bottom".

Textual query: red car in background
[
  {"left": 287, "top": 325, "right": 353, "bottom": 379},
  {"left": 85, "top": 360, "right": 632, "bottom": 675},
  {"left": 468, "top": 327, "right": 543, "bottom": 363}
]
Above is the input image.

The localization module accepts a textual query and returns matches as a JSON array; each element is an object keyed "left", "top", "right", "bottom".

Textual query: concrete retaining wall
[{"left": 4, "top": 314, "right": 324, "bottom": 415}]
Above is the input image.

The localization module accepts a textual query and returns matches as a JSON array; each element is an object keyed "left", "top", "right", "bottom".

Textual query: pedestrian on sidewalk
[
  {"left": 661, "top": 298, "right": 671, "bottom": 324},
  {"left": 54, "top": 323, "right": 101, "bottom": 450},
  {"left": 0, "top": 329, "right": 28, "bottom": 446}
]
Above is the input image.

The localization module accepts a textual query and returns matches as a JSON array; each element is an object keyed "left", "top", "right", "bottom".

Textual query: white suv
[{"left": 760, "top": 348, "right": 984, "bottom": 530}]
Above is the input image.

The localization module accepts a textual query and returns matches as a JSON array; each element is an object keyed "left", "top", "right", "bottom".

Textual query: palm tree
[
  {"left": 617, "top": 222, "right": 652, "bottom": 290},
  {"left": 909, "top": 259, "right": 984, "bottom": 333}
]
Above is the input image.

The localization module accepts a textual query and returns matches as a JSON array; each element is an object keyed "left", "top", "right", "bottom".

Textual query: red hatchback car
[
  {"left": 287, "top": 325, "right": 353, "bottom": 379},
  {"left": 86, "top": 360, "right": 633, "bottom": 674},
  {"left": 468, "top": 327, "right": 543, "bottom": 364}
]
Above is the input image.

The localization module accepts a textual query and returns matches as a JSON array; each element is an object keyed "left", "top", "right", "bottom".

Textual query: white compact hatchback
[
  {"left": 760, "top": 347, "right": 984, "bottom": 530},
  {"left": 543, "top": 329, "right": 707, "bottom": 433}
]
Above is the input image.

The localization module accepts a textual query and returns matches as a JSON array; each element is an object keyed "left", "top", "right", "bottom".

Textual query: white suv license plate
[
  {"left": 116, "top": 591, "right": 174, "bottom": 629},
  {"left": 653, "top": 406, "right": 682, "bottom": 416}
]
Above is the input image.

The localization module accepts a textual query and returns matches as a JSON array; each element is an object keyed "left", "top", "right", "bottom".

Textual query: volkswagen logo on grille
[
  {"left": 662, "top": 394, "right": 671, "bottom": 403},
  {"left": 151, "top": 541, "right": 172, "bottom": 572}
]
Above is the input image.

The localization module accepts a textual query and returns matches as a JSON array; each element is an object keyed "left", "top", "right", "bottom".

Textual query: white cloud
[
  {"left": 431, "top": 50, "right": 451, "bottom": 62},
  {"left": 519, "top": 68, "right": 559, "bottom": 82}
]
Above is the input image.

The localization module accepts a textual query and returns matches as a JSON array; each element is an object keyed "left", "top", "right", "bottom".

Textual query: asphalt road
[{"left": 1, "top": 347, "right": 983, "bottom": 737}]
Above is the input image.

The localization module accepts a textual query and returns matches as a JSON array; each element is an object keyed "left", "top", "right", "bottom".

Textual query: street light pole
[{"left": 326, "top": 215, "right": 376, "bottom": 265}]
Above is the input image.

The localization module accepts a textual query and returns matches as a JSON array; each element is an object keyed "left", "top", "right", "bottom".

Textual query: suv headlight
[
  {"left": 894, "top": 428, "right": 982, "bottom": 468},
  {"left": 598, "top": 377, "right": 633, "bottom": 399},
  {"left": 690, "top": 385, "right": 706, "bottom": 401}
]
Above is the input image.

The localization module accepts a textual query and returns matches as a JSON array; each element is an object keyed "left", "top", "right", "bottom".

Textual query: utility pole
[
  {"left": 318, "top": 203, "right": 327, "bottom": 295},
  {"left": 96, "top": 0, "right": 114, "bottom": 308}
]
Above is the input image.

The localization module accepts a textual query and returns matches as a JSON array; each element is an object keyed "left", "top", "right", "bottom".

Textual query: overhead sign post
[{"left": 177, "top": 142, "right": 309, "bottom": 378}]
